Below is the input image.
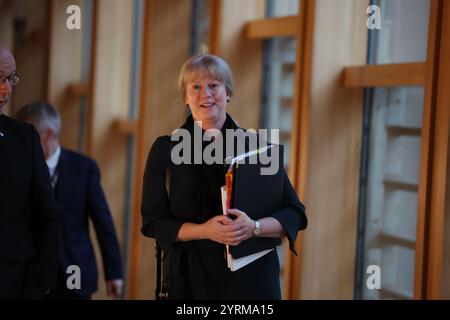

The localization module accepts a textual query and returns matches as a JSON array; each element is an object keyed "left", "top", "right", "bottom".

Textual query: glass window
[
  {"left": 372, "top": 0, "right": 430, "bottom": 64},
  {"left": 266, "top": 0, "right": 299, "bottom": 17},
  {"left": 361, "top": 86, "right": 424, "bottom": 299},
  {"left": 260, "top": 36, "right": 296, "bottom": 292},
  {"left": 190, "top": 0, "right": 210, "bottom": 54},
  {"left": 356, "top": 1, "right": 431, "bottom": 300},
  {"left": 261, "top": 37, "right": 296, "bottom": 171}
]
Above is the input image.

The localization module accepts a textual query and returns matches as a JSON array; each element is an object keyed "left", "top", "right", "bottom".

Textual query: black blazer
[
  {"left": 141, "top": 115, "right": 307, "bottom": 299},
  {"left": 0, "top": 114, "right": 60, "bottom": 298},
  {"left": 55, "top": 148, "right": 122, "bottom": 297}
]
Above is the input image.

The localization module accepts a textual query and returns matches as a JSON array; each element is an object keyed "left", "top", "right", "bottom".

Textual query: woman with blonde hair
[{"left": 141, "top": 54, "right": 307, "bottom": 299}]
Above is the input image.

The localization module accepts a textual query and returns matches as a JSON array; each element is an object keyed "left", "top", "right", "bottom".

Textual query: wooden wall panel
[
  {"left": 90, "top": 0, "right": 134, "bottom": 299},
  {"left": 213, "top": 0, "right": 265, "bottom": 130},
  {"left": 299, "top": 0, "right": 368, "bottom": 299},
  {"left": 47, "top": 0, "right": 84, "bottom": 151},
  {"left": 130, "top": 0, "right": 191, "bottom": 300},
  {"left": 12, "top": 0, "right": 49, "bottom": 115},
  {"left": 0, "top": 0, "right": 13, "bottom": 51}
]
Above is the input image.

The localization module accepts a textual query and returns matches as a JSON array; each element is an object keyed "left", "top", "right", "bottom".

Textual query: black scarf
[{"left": 177, "top": 113, "right": 240, "bottom": 222}]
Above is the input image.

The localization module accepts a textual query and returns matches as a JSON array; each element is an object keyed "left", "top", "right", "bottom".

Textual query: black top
[{"left": 141, "top": 114, "right": 307, "bottom": 299}]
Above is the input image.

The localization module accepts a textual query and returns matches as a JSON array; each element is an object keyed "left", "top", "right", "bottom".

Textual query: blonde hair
[{"left": 178, "top": 54, "right": 234, "bottom": 100}]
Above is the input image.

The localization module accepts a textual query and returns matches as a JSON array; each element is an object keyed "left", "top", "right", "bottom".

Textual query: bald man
[{"left": 0, "top": 43, "right": 60, "bottom": 299}]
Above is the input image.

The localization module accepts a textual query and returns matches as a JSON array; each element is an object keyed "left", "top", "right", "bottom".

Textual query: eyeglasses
[{"left": 0, "top": 73, "right": 20, "bottom": 86}]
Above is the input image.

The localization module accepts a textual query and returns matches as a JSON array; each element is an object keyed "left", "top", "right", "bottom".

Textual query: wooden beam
[
  {"left": 65, "top": 82, "right": 88, "bottom": 98},
  {"left": 44, "top": 0, "right": 52, "bottom": 102},
  {"left": 113, "top": 118, "right": 137, "bottom": 136},
  {"left": 209, "top": 0, "right": 221, "bottom": 54},
  {"left": 285, "top": 0, "right": 315, "bottom": 300},
  {"left": 245, "top": 16, "right": 298, "bottom": 39},
  {"left": 438, "top": 0, "right": 450, "bottom": 290},
  {"left": 128, "top": 0, "right": 152, "bottom": 300},
  {"left": 342, "top": 63, "right": 426, "bottom": 87},
  {"left": 414, "top": 0, "right": 442, "bottom": 300},
  {"left": 85, "top": 0, "right": 98, "bottom": 156},
  {"left": 425, "top": 0, "right": 450, "bottom": 300}
]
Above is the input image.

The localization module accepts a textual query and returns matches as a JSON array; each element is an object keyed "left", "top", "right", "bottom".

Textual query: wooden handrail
[
  {"left": 342, "top": 63, "right": 426, "bottom": 87},
  {"left": 65, "top": 82, "right": 89, "bottom": 98},
  {"left": 112, "top": 118, "right": 137, "bottom": 136},
  {"left": 245, "top": 16, "right": 298, "bottom": 39}
]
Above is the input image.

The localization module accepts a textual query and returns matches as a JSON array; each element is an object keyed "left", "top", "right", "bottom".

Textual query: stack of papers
[
  {"left": 220, "top": 186, "right": 273, "bottom": 271},
  {"left": 220, "top": 144, "right": 283, "bottom": 271}
]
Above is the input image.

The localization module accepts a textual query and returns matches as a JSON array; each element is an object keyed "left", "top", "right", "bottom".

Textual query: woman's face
[{"left": 185, "top": 72, "right": 229, "bottom": 126}]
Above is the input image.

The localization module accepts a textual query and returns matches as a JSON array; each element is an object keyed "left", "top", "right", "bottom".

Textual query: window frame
[{"left": 343, "top": 0, "right": 450, "bottom": 299}]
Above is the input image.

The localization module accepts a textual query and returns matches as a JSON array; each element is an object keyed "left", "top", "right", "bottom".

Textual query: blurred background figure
[{"left": 16, "top": 101, "right": 123, "bottom": 300}]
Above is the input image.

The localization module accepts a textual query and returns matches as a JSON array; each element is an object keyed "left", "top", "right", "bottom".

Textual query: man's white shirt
[{"left": 46, "top": 145, "right": 61, "bottom": 188}]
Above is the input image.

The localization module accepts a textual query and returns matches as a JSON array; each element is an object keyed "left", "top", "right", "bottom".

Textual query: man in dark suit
[
  {"left": 16, "top": 101, "right": 123, "bottom": 300},
  {"left": 0, "top": 44, "right": 60, "bottom": 299}
]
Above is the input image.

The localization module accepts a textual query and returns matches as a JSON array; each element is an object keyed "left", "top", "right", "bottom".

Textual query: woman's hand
[
  {"left": 202, "top": 215, "right": 243, "bottom": 246},
  {"left": 178, "top": 210, "right": 285, "bottom": 243},
  {"left": 225, "top": 208, "right": 255, "bottom": 245}
]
